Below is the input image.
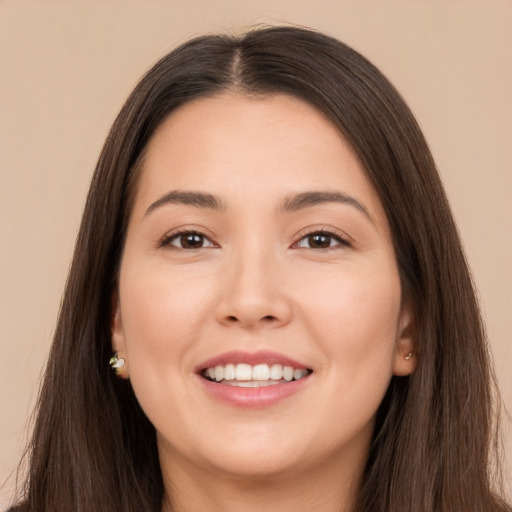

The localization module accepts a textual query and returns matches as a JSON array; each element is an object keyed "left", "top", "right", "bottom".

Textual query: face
[{"left": 112, "top": 93, "right": 415, "bottom": 483}]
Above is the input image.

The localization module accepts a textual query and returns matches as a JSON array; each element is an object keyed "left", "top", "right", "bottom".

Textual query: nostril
[{"left": 224, "top": 314, "right": 276, "bottom": 323}]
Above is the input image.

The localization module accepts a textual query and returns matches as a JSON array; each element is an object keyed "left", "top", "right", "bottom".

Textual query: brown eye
[
  {"left": 307, "top": 233, "right": 332, "bottom": 248},
  {"left": 295, "top": 231, "right": 348, "bottom": 249},
  {"left": 164, "top": 231, "right": 215, "bottom": 249},
  {"left": 179, "top": 233, "right": 205, "bottom": 249}
]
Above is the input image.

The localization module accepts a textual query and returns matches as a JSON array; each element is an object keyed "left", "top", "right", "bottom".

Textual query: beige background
[{"left": 0, "top": 0, "right": 510, "bottom": 506}]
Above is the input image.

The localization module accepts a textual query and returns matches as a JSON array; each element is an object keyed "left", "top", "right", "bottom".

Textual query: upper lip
[{"left": 196, "top": 350, "right": 311, "bottom": 372}]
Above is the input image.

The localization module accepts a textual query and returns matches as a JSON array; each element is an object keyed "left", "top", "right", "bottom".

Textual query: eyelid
[
  {"left": 157, "top": 225, "right": 352, "bottom": 250},
  {"left": 291, "top": 226, "right": 353, "bottom": 250},
  {"left": 158, "top": 226, "right": 219, "bottom": 250}
]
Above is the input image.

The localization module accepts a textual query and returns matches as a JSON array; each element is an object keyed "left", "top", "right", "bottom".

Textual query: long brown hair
[{"left": 12, "top": 26, "right": 510, "bottom": 512}]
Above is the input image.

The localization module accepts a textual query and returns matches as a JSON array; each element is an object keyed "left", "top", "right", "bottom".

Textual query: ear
[
  {"left": 392, "top": 299, "right": 417, "bottom": 376},
  {"left": 110, "top": 292, "right": 129, "bottom": 379}
]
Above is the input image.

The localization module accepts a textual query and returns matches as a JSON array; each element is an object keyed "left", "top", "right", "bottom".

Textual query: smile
[
  {"left": 197, "top": 351, "right": 313, "bottom": 407},
  {"left": 202, "top": 363, "right": 311, "bottom": 387}
]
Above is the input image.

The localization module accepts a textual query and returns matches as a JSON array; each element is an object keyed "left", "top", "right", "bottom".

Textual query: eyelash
[
  {"left": 159, "top": 229, "right": 218, "bottom": 250},
  {"left": 291, "top": 229, "right": 351, "bottom": 250},
  {"left": 159, "top": 228, "right": 351, "bottom": 251}
]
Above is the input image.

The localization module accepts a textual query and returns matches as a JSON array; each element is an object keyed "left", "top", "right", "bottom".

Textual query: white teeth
[
  {"left": 203, "top": 362, "right": 310, "bottom": 384},
  {"left": 224, "top": 380, "right": 281, "bottom": 387},
  {"left": 283, "top": 366, "right": 294, "bottom": 382},
  {"left": 269, "top": 364, "right": 283, "bottom": 380},
  {"left": 294, "top": 368, "right": 308, "bottom": 380},
  {"left": 224, "top": 363, "right": 236, "bottom": 380},
  {"left": 252, "top": 364, "right": 270, "bottom": 381},
  {"left": 235, "top": 363, "right": 252, "bottom": 381}
]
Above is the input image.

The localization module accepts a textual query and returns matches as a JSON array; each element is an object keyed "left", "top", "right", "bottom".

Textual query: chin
[
  {"left": 203, "top": 448, "right": 307, "bottom": 481},
  {"left": 162, "top": 427, "right": 312, "bottom": 481}
]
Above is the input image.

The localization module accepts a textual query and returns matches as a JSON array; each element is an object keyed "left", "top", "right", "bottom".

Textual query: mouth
[
  {"left": 196, "top": 351, "right": 313, "bottom": 407},
  {"left": 201, "top": 363, "right": 313, "bottom": 387}
]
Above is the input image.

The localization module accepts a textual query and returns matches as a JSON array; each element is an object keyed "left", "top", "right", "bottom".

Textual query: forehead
[{"left": 131, "top": 93, "right": 386, "bottom": 226}]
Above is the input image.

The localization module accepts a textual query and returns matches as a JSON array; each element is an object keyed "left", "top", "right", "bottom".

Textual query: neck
[{"left": 159, "top": 449, "right": 364, "bottom": 512}]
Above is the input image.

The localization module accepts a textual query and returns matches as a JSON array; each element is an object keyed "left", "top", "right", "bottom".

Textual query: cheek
[
  {"left": 296, "top": 264, "right": 401, "bottom": 377},
  {"left": 118, "top": 263, "right": 217, "bottom": 377},
  {"left": 116, "top": 263, "right": 222, "bottom": 436}
]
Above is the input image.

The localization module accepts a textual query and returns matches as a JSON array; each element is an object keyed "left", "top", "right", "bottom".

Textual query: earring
[
  {"left": 109, "top": 352, "right": 125, "bottom": 373},
  {"left": 404, "top": 352, "right": 413, "bottom": 360}
]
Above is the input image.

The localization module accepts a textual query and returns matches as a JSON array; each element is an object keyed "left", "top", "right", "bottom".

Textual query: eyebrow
[
  {"left": 280, "top": 191, "right": 373, "bottom": 222},
  {"left": 145, "top": 189, "right": 373, "bottom": 223},
  {"left": 145, "top": 190, "right": 225, "bottom": 215}
]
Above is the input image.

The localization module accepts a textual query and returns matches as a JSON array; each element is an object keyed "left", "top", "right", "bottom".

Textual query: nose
[{"left": 215, "top": 245, "right": 293, "bottom": 330}]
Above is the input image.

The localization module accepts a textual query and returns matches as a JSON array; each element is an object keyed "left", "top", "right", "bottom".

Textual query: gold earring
[
  {"left": 404, "top": 352, "right": 413, "bottom": 360},
  {"left": 109, "top": 352, "right": 125, "bottom": 373}
]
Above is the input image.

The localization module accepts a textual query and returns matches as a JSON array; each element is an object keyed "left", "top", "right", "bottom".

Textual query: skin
[{"left": 112, "top": 93, "right": 416, "bottom": 512}]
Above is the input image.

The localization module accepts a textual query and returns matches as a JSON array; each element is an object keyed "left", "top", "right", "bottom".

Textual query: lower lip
[{"left": 197, "top": 375, "right": 311, "bottom": 408}]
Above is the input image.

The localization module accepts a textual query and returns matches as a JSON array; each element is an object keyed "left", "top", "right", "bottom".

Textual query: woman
[{"left": 10, "top": 26, "right": 510, "bottom": 512}]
